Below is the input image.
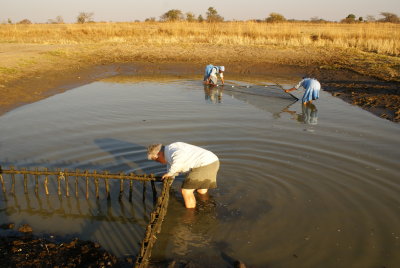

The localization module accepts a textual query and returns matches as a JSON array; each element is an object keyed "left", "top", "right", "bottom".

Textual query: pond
[{"left": 0, "top": 76, "right": 399, "bottom": 267}]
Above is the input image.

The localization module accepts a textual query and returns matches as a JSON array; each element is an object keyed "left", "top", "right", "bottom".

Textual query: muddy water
[{"left": 0, "top": 78, "right": 399, "bottom": 267}]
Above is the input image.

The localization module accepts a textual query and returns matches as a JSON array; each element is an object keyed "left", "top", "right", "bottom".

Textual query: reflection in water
[
  {"left": 284, "top": 103, "right": 319, "bottom": 125},
  {"left": 205, "top": 84, "right": 298, "bottom": 120},
  {"left": 1, "top": 79, "right": 399, "bottom": 267},
  {"left": 300, "top": 103, "right": 318, "bottom": 125},
  {"left": 204, "top": 85, "right": 223, "bottom": 104}
]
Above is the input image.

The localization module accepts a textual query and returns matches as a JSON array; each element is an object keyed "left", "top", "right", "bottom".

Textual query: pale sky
[{"left": 1, "top": 0, "right": 399, "bottom": 23}]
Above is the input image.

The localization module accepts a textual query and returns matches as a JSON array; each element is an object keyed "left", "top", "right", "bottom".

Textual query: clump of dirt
[{"left": 0, "top": 223, "right": 132, "bottom": 267}]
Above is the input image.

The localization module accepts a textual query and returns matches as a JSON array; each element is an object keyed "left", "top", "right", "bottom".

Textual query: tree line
[{"left": 3, "top": 7, "right": 399, "bottom": 24}]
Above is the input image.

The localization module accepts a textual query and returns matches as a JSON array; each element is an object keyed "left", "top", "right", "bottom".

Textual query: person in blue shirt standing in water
[
  {"left": 285, "top": 77, "right": 321, "bottom": 105},
  {"left": 203, "top": 64, "right": 225, "bottom": 85}
]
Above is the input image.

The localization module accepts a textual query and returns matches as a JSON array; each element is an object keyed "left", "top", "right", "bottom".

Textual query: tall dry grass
[{"left": 0, "top": 21, "right": 399, "bottom": 56}]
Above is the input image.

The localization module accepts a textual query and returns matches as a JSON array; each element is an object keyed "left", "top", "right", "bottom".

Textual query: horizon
[{"left": 1, "top": 0, "right": 399, "bottom": 24}]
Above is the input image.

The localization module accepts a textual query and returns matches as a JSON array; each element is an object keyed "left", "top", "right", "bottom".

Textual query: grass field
[
  {"left": 1, "top": 22, "right": 399, "bottom": 56},
  {"left": 0, "top": 21, "right": 399, "bottom": 91}
]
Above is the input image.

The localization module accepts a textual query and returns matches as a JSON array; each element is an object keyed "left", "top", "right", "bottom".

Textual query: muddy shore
[
  {"left": 0, "top": 223, "right": 129, "bottom": 267},
  {"left": 1, "top": 61, "right": 399, "bottom": 122}
]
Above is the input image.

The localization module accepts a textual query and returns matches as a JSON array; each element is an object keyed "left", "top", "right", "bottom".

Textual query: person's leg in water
[
  {"left": 197, "top": 189, "right": 208, "bottom": 194},
  {"left": 181, "top": 188, "right": 196, "bottom": 208}
]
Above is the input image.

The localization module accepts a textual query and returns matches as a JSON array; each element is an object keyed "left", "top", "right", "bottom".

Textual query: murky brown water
[{"left": 0, "top": 77, "right": 399, "bottom": 267}]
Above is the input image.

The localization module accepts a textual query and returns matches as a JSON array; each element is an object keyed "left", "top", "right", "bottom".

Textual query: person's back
[
  {"left": 203, "top": 65, "right": 225, "bottom": 85},
  {"left": 148, "top": 142, "right": 220, "bottom": 208}
]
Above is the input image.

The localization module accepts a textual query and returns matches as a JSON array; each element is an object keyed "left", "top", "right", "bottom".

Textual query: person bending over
[
  {"left": 203, "top": 64, "right": 225, "bottom": 85},
  {"left": 285, "top": 77, "right": 321, "bottom": 105},
  {"left": 147, "top": 142, "right": 220, "bottom": 208}
]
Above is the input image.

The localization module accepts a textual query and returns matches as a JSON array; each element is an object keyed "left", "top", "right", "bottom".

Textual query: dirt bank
[
  {"left": 0, "top": 43, "right": 399, "bottom": 122},
  {"left": 1, "top": 60, "right": 399, "bottom": 122}
]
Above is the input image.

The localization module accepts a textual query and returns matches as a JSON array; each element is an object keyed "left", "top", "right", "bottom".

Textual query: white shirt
[
  {"left": 210, "top": 67, "right": 224, "bottom": 78},
  {"left": 164, "top": 142, "right": 219, "bottom": 177}
]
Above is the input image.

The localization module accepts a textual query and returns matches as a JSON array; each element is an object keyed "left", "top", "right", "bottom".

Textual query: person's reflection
[
  {"left": 204, "top": 85, "right": 223, "bottom": 104},
  {"left": 155, "top": 189, "right": 217, "bottom": 258},
  {"left": 283, "top": 102, "right": 318, "bottom": 125},
  {"left": 298, "top": 102, "right": 318, "bottom": 125}
]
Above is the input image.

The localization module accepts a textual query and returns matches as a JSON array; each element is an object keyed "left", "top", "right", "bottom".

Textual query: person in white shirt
[{"left": 147, "top": 142, "right": 220, "bottom": 208}]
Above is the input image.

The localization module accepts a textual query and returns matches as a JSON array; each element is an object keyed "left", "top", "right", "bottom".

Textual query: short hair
[{"left": 147, "top": 144, "right": 163, "bottom": 160}]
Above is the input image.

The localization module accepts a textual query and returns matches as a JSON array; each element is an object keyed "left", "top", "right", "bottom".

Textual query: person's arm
[
  {"left": 286, "top": 79, "right": 304, "bottom": 92},
  {"left": 161, "top": 153, "right": 184, "bottom": 179},
  {"left": 203, "top": 77, "right": 211, "bottom": 85},
  {"left": 285, "top": 87, "right": 296, "bottom": 93}
]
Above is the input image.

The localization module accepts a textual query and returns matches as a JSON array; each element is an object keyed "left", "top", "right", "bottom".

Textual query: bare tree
[
  {"left": 365, "top": 15, "right": 376, "bottom": 22},
  {"left": 379, "top": 12, "right": 400, "bottom": 23},
  {"left": 48, "top": 16, "right": 64, "bottom": 24},
  {"left": 77, "top": 12, "right": 94, "bottom": 24}
]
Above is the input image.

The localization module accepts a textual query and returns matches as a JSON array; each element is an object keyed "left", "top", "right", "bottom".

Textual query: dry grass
[
  {"left": 0, "top": 21, "right": 399, "bottom": 56},
  {"left": 0, "top": 21, "right": 399, "bottom": 89}
]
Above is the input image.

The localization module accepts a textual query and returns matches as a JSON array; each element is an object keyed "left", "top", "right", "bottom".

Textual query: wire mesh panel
[
  {"left": 219, "top": 84, "right": 298, "bottom": 115},
  {"left": 0, "top": 166, "right": 172, "bottom": 267}
]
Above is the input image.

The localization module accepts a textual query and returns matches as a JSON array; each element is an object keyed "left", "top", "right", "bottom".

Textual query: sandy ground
[{"left": 0, "top": 44, "right": 399, "bottom": 122}]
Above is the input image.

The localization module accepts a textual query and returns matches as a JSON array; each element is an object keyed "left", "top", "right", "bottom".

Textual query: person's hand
[{"left": 161, "top": 173, "right": 172, "bottom": 180}]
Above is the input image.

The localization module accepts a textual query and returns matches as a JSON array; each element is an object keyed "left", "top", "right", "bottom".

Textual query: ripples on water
[{"left": 0, "top": 78, "right": 399, "bottom": 267}]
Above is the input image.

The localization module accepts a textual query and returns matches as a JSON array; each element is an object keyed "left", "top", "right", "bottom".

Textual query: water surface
[{"left": 0, "top": 77, "right": 399, "bottom": 267}]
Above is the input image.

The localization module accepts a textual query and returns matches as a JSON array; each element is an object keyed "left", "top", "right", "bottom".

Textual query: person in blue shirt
[
  {"left": 203, "top": 64, "right": 225, "bottom": 85},
  {"left": 285, "top": 77, "right": 321, "bottom": 104}
]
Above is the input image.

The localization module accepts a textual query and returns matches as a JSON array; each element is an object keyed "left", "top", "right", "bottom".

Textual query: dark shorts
[{"left": 182, "top": 161, "right": 220, "bottom": 189}]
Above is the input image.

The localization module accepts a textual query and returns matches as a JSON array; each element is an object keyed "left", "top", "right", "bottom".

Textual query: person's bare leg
[
  {"left": 197, "top": 189, "right": 208, "bottom": 194},
  {"left": 181, "top": 189, "right": 196, "bottom": 208}
]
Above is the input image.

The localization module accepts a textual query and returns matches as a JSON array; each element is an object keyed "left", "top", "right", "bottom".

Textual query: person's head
[
  {"left": 219, "top": 66, "right": 225, "bottom": 73},
  {"left": 147, "top": 144, "right": 167, "bottom": 164}
]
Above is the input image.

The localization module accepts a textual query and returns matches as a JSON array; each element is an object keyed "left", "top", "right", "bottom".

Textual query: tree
[
  {"left": 347, "top": 14, "right": 356, "bottom": 20},
  {"left": 48, "top": 16, "right": 64, "bottom": 24},
  {"left": 310, "top": 16, "right": 328, "bottom": 23},
  {"left": 160, "top": 9, "right": 184, "bottom": 22},
  {"left": 366, "top": 15, "right": 376, "bottom": 22},
  {"left": 18, "top": 19, "right": 32, "bottom": 24},
  {"left": 266, "top": 13, "right": 286, "bottom": 23},
  {"left": 77, "top": 12, "right": 94, "bottom": 24},
  {"left": 341, "top": 14, "right": 357, "bottom": 23},
  {"left": 206, "top": 7, "right": 224, "bottom": 22},
  {"left": 379, "top": 12, "right": 400, "bottom": 23},
  {"left": 198, "top": 15, "right": 204, "bottom": 22},
  {"left": 145, "top": 17, "right": 156, "bottom": 22},
  {"left": 186, "top": 12, "right": 196, "bottom": 22},
  {"left": 7, "top": 18, "right": 12, "bottom": 24}
]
